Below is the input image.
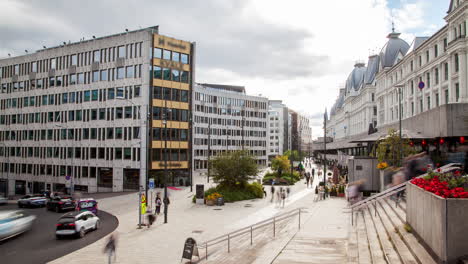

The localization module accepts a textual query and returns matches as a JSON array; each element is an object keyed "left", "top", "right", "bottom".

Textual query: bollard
[{"left": 250, "top": 226, "right": 253, "bottom": 245}]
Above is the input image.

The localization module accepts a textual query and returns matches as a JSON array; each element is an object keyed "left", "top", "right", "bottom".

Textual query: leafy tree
[
  {"left": 271, "top": 155, "right": 290, "bottom": 179},
  {"left": 372, "top": 129, "right": 415, "bottom": 167},
  {"left": 210, "top": 150, "right": 259, "bottom": 188}
]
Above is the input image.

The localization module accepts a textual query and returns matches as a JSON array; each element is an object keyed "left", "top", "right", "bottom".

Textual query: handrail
[{"left": 197, "top": 207, "right": 305, "bottom": 260}]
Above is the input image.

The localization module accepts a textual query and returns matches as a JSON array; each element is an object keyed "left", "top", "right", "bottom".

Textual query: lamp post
[
  {"left": 163, "top": 103, "right": 169, "bottom": 224},
  {"left": 323, "top": 108, "right": 328, "bottom": 187},
  {"left": 395, "top": 84, "right": 405, "bottom": 166}
]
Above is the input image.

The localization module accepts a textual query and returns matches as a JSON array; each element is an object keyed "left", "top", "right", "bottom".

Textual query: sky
[{"left": 0, "top": 0, "right": 449, "bottom": 139}]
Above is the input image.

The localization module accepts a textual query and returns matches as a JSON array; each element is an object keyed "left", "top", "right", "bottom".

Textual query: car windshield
[
  {"left": 58, "top": 217, "right": 75, "bottom": 224},
  {"left": 78, "top": 201, "right": 96, "bottom": 208}
]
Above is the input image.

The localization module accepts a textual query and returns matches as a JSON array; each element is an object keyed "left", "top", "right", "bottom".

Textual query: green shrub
[
  {"left": 192, "top": 183, "right": 263, "bottom": 203},
  {"left": 247, "top": 182, "right": 264, "bottom": 198}
]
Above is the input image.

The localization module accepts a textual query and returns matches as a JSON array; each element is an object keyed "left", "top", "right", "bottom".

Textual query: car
[
  {"left": 76, "top": 198, "right": 98, "bottom": 215},
  {"left": 17, "top": 194, "right": 47, "bottom": 208},
  {"left": 0, "top": 210, "right": 36, "bottom": 241},
  {"left": 0, "top": 196, "right": 7, "bottom": 206},
  {"left": 55, "top": 211, "right": 100, "bottom": 239},
  {"left": 46, "top": 196, "right": 76, "bottom": 213}
]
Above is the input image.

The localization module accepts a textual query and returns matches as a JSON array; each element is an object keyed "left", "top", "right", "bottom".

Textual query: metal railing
[
  {"left": 348, "top": 163, "right": 462, "bottom": 225},
  {"left": 197, "top": 207, "right": 305, "bottom": 260}
]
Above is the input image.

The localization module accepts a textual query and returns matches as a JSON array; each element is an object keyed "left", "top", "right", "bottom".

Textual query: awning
[{"left": 350, "top": 129, "right": 433, "bottom": 143}]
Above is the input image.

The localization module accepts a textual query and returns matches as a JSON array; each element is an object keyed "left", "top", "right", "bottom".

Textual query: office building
[{"left": 267, "top": 100, "right": 289, "bottom": 160}]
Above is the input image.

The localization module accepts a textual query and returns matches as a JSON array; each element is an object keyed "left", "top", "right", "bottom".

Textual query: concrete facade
[{"left": 267, "top": 100, "right": 289, "bottom": 160}]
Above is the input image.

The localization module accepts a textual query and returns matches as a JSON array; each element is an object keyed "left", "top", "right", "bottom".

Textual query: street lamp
[
  {"left": 395, "top": 84, "right": 405, "bottom": 166},
  {"left": 162, "top": 104, "right": 169, "bottom": 224}
]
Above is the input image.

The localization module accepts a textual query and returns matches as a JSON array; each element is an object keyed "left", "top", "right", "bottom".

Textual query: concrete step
[
  {"left": 378, "top": 199, "right": 436, "bottom": 264},
  {"left": 375, "top": 201, "right": 418, "bottom": 264},
  {"left": 347, "top": 213, "right": 359, "bottom": 264},
  {"left": 356, "top": 211, "right": 372, "bottom": 264},
  {"left": 368, "top": 205, "right": 402, "bottom": 264},
  {"left": 362, "top": 207, "right": 387, "bottom": 264}
]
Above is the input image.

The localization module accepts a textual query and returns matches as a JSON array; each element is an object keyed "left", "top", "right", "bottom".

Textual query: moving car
[
  {"left": 46, "top": 196, "right": 76, "bottom": 213},
  {"left": 17, "top": 194, "right": 47, "bottom": 208},
  {"left": 76, "top": 198, "right": 98, "bottom": 215},
  {"left": 0, "top": 210, "right": 36, "bottom": 241},
  {"left": 0, "top": 196, "right": 7, "bottom": 205},
  {"left": 55, "top": 211, "right": 100, "bottom": 239}
]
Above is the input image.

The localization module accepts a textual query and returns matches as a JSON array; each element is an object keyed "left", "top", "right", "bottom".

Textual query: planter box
[
  {"left": 406, "top": 182, "right": 468, "bottom": 264},
  {"left": 206, "top": 200, "right": 215, "bottom": 206}
]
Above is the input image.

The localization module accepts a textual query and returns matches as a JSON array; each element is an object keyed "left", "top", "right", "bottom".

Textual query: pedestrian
[
  {"left": 276, "top": 188, "right": 281, "bottom": 206},
  {"left": 147, "top": 213, "right": 156, "bottom": 228},
  {"left": 262, "top": 186, "right": 267, "bottom": 198},
  {"left": 286, "top": 187, "right": 290, "bottom": 199},
  {"left": 163, "top": 196, "right": 170, "bottom": 215},
  {"left": 305, "top": 174, "right": 310, "bottom": 188},
  {"left": 270, "top": 185, "right": 275, "bottom": 202},
  {"left": 312, "top": 168, "right": 315, "bottom": 177},
  {"left": 281, "top": 189, "right": 286, "bottom": 208},
  {"left": 155, "top": 193, "right": 162, "bottom": 215},
  {"left": 103, "top": 233, "right": 117, "bottom": 264}
]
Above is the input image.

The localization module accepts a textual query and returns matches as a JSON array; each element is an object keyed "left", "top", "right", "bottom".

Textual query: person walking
[
  {"left": 281, "top": 189, "right": 286, "bottom": 208},
  {"left": 103, "top": 233, "right": 117, "bottom": 264},
  {"left": 155, "top": 193, "right": 162, "bottom": 215},
  {"left": 262, "top": 186, "right": 267, "bottom": 198},
  {"left": 305, "top": 173, "right": 310, "bottom": 188},
  {"left": 270, "top": 185, "right": 275, "bottom": 203},
  {"left": 147, "top": 213, "right": 156, "bottom": 228},
  {"left": 312, "top": 168, "right": 315, "bottom": 178},
  {"left": 163, "top": 196, "right": 170, "bottom": 215},
  {"left": 286, "top": 186, "right": 290, "bottom": 200}
]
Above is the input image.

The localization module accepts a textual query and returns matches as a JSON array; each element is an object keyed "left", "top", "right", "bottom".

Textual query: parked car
[
  {"left": 76, "top": 198, "right": 98, "bottom": 215},
  {"left": 17, "top": 194, "right": 47, "bottom": 208},
  {"left": 0, "top": 196, "right": 7, "bottom": 205},
  {"left": 46, "top": 197, "right": 76, "bottom": 213},
  {"left": 0, "top": 210, "right": 36, "bottom": 241},
  {"left": 55, "top": 211, "right": 100, "bottom": 239}
]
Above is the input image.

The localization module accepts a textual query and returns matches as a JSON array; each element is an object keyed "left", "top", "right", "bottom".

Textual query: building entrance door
[{"left": 15, "top": 180, "right": 26, "bottom": 195}]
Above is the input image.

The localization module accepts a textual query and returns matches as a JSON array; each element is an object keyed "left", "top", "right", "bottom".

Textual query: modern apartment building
[
  {"left": 192, "top": 83, "right": 268, "bottom": 172},
  {"left": 289, "top": 110, "right": 313, "bottom": 155},
  {"left": 267, "top": 100, "right": 289, "bottom": 160},
  {"left": 0, "top": 26, "right": 194, "bottom": 195}
]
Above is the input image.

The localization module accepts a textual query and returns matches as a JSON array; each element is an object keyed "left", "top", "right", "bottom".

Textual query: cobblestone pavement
[{"left": 49, "top": 166, "right": 315, "bottom": 264}]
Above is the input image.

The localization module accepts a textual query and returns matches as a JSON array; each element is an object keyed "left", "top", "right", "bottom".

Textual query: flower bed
[{"left": 410, "top": 169, "right": 468, "bottom": 198}]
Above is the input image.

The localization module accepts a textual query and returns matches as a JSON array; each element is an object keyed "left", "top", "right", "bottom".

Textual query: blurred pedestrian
[
  {"left": 281, "top": 189, "right": 286, "bottom": 208},
  {"left": 286, "top": 187, "right": 291, "bottom": 200},
  {"left": 163, "top": 196, "right": 170, "bottom": 215},
  {"left": 103, "top": 233, "right": 117, "bottom": 264},
  {"left": 155, "top": 193, "right": 162, "bottom": 215},
  {"left": 147, "top": 213, "right": 156, "bottom": 228},
  {"left": 305, "top": 173, "right": 310, "bottom": 188},
  {"left": 392, "top": 168, "right": 406, "bottom": 200},
  {"left": 270, "top": 186, "right": 275, "bottom": 203},
  {"left": 262, "top": 186, "right": 267, "bottom": 198}
]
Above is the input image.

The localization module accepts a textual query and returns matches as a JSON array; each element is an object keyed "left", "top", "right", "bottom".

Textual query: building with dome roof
[{"left": 323, "top": 0, "right": 468, "bottom": 160}]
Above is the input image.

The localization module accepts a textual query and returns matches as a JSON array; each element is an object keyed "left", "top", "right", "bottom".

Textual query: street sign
[
  {"left": 181, "top": 237, "right": 199, "bottom": 262},
  {"left": 65, "top": 175, "right": 71, "bottom": 181},
  {"left": 418, "top": 81, "right": 425, "bottom": 89},
  {"left": 149, "top": 178, "right": 155, "bottom": 189}
]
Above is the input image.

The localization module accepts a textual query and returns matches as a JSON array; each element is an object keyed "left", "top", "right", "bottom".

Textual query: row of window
[
  {"left": 152, "top": 47, "right": 189, "bottom": 64},
  {"left": 150, "top": 65, "right": 189, "bottom": 83},
  {"left": 152, "top": 86, "right": 189, "bottom": 102},
  {"left": 151, "top": 148, "right": 188, "bottom": 162},
  {"left": 0, "top": 42, "right": 143, "bottom": 78},
  {"left": 1, "top": 65, "right": 143, "bottom": 94},
  {"left": 193, "top": 138, "right": 267, "bottom": 147},
  {"left": 151, "top": 128, "right": 188, "bottom": 141},
  {"left": 194, "top": 149, "right": 267, "bottom": 157},
  {"left": 195, "top": 92, "right": 268, "bottom": 109},
  {"left": 152, "top": 107, "right": 189, "bottom": 122},
  {"left": 0, "top": 146, "right": 139, "bottom": 161},
  {"left": 194, "top": 115, "right": 267, "bottom": 128},
  {"left": 0, "top": 126, "right": 140, "bottom": 142},
  {"left": 1, "top": 85, "right": 140, "bottom": 110},
  {"left": 1, "top": 104, "right": 141, "bottom": 126},
  {"left": 194, "top": 158, "right": 267, "bottom": 170},
  {"left": 0, "top": 163, "right": 113, "bottom": 179},
  {"left": 193, "top": 127, "right": 266, "bottom": 137},
  {"left": 194, "top": 104, "right": 267, "bottom": 118}
]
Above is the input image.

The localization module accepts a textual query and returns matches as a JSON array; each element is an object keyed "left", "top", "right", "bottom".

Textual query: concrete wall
[
  {"left": 348, "top": 157, "right": 380, "bottom": 191},
  {"left": 407, "top": 183, "right": 468, "bottom": 264}
]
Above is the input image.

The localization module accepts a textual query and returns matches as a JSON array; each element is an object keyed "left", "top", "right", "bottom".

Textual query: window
[
  {"left": 410, "top": 60, "right": 414, "bottom": 71},
  {"left": 100, "top": 70, "right": 107, "bottom": 81},
  {"left": 106, "top": 128, "right": 114, "bottom": 139},
  {"left": 124, "top": 106, "right": 132, "bottom": 118},
  {"left": 411, "top": 102, "right": 414, "bottom": 115},
  {"left": 181, "top": 90, "right": 188, "bottom": 102},
  {"left": 181, "top": 53, "right": 189, "bottom": 65},
  {"left": 163, "top": 49, "right": 171, "bottom": 60},
  {"left": 92, "top": 71, "right": 99, "bottom": 82},
  {"left": 163, "top": 68, "right": 171, "bottom": 80},
  {"left": 172, "top": 51, "right": 180, "bottom": 62},
  {"left": 434, "top": 45, "right": 438, "bottom": 57},
  {"left": 418, "top": 56, "right": 422, "bottom": 67},
  {"left": 71, "top": 54, "right": 77, "bottom": 66},
  {"left": 420, "top": 99, "right": 423, "bottom": 113},
  {"left": 456, "top": 83, "right": 460, "bottom": 102},
  {"left": 455, "top": 53, "right": 459, "bottom": 72},
  {"left": 116, "top": 107, "right": 123, "bottom": 119},
  {"left": 181, "top": 71, "right": 189, "bottom": 83},
  {"left": 435, "top": 68, "right": 439, "bottom": 84},
  {"left": 115, "top": 127, "right": 123, "bottom": 139},
  {"left": 426, "top": 72, "right": 430, "bottom": 88},
  {"left": 172, "top": 69, "right": 180, "bottom": 82},
  {"left": 32, "top": 62, "right": 37, "bottom": 72},
  {"left": 62, "top": 93, "right": 68, "bottom": 104},
  {"left": 37, "top": 79, "right": 43, "bottom": 88},
  {"left": 51, "top": 58, "right": 56, "bottom": 69},
  {"left": 116, "top": 87, "right": 124, "bottom": 98},
  {"left": 108, "top": 88, "right": 115, "bottom": 99},
  {"left": 91, "top": 90, "right": 98, "bottom": 101},
  {"left": 124, "top": 148, "right": 131, "bottom": 160},
  {"left": 427, "top": 96, "right": 431, "bottom": 110},
  {"left": 115, "top": 148, "right": 122, "bottom": 159},
  {"left": 426, "top": 50, "right": 430, "bottom": 62},
  {"left": 91, "top": 109, "right": 97, "bottom": 120},
  {"left": 126, "top": 66, "right": 134, "bottom": 78},
  {"left": 91, "top": 128, "right": 97, "bottom": 139},
  {"left": 445, "top": 89, "right": 449, "bottom": 104},
  {"left": 84, "top": 91, "right": 91, "bottom": 102},
  {"left": 70, "top": 74, "right": 77, "bottom": 85},
  {"left": 118, "top": 46, "right": 126, "bottom": 58},
  {"left": 153, "top": 66, "right": 162, "bottom": 79},
  {"left": 117, "top": 67, "right": 125, "bottom": 79},
  {"left": 153, "top": 48, "right": 162, "bottom": 58},
  {"left": 49, "top": 77, "right": 55, "bottom": 87},
  {"left": 56, "top": 76, "right": 62, "bottom": 86},
  {"left": 78, "top": 73, "right": 84, "bottom": 84},
  {"left": 93, "top": 50, "right": 100, "bottom": 62},
  {"left": 99, "top": 108, "right": 106, "bottom": 120},
  {"left": 444, "top": 63, "right": 449, "bottom": 80},
  {"left": 436, "top": 93, "right": 439, "bottom": 107},
  {"left": 134, "top": 85, "right": 141, "bottom": 97},
  {"left": 163, "top": 87, "right": 171, "bottom": 100}
]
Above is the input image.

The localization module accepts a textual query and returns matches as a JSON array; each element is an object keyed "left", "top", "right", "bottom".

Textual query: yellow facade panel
[
  {"left": 153, "top": 34, "right": 191, "bottom": 55},
  {"left": 152, "top": 99, "right": 189, "bottom": 110},
  {"left": 151, "top": 140, "right": 189, "bottom": 149},
  {"left": 151, "top": 161, "right": 189, "bottom": 170},
  {"left": 151, "top": 79, "right": 190, "bottom": 91},
  {"left": 152, "top": 120, "right": 189, "bottom": 129}
]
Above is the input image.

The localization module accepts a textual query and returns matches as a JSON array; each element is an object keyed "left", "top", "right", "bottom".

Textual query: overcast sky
[{"left": 0, "top": 0, "right": 448, "bottom": 139}]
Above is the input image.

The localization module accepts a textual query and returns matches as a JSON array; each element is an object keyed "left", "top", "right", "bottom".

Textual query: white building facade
[
  {"left": 267, "top": 100, "right": 289, "bottom": 160},
  {"left": 192, "top": 83, "right": 268, "bottom": 172}
]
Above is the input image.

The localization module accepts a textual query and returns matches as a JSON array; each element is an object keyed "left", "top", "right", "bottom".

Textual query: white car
[
  {"left": 0, "top": 210, "right": 36, "bottom": 241},
  {"left": 55, "top": 211, "right": 100, "bottom": 239},
  {"left": 0, "top": 196, "right": 7, "bottom": 205}
]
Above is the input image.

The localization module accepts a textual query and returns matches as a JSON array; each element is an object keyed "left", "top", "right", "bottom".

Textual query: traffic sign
[
  {"left": 65, "top": 175, "right": 71, "bottom": 180},
  {"left": 149, "top": 179, "right": 155, "bottom": 189},
  {"left": 418, "top": 81, "right": 425, "bottom": 89}
]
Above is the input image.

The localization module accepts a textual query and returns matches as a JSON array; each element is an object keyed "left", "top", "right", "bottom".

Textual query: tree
[
  {"left": 373, "top": 129, "right": 415, "bottom": 167},
  {"left": 284, "top": 150, "right": 305, "bottom": 174},
  {"left": 210, "top": 150, "right": 259, "bottom": 188},
  {"left": 271, "top": 155, "right": 290, "bottom": 179}
]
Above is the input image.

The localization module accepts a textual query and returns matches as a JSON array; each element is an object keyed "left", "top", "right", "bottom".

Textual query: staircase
[{"left": 348, "top": 196, "right": 436, "bottom": 264}]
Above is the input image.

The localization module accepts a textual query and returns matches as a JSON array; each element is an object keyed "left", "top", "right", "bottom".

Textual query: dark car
[
  {"left": 17, "top": 194, "right": 47, "bottom": 208},
  {"left": 46, "top": 197, "right": 76, "bottom": 213}
]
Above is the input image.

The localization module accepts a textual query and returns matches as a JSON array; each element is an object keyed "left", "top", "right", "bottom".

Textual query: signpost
[
  {"left": 418, "top": 81, "right": 425, "bottom": 90},
  {"left": 149, "top": 179, "right": 155, "bottom": 212},
  {"left": 181, "top": 237, "right": 199, "bottom": 263}
]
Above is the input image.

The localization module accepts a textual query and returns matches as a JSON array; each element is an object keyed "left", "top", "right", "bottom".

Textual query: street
[{"left": 0, "top": 204, "right": 118, "bottom": 264}]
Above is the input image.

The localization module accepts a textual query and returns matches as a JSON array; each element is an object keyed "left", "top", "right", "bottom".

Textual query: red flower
[{"left": 437, "top": 168, "right": 441, "bottom": 172}]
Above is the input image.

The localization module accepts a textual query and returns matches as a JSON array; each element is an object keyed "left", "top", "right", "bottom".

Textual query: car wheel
[
  {"left": 94, "top": 220, "right": 100, "bottom": 230},
  {"left": 55, "top": 206, "right": 60, "bottom": 213},
  {"left": 79, "top": 227, "right": 85, "bottom": 238}
]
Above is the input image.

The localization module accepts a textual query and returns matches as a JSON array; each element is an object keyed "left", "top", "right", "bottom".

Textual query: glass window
[
  {"left": 92, "top": 71, "right": 99, "bottom": 82},
  {"left": 163, "top": 49, "right": 171, "bottom": 60},
  {"left": 42, "top": 95, "right": 48, "bottom": 105},
  {"left": 180, "top": 149, "right": 187, "bottom": 161},
  {"left": 70, "top": 92, "right": 76, "bottom": 103},
  {"left": 117, "top": 67, "right": 125, "bottom": 79},
  {"left": 108, "top": 88, "right": 115, "bottom": 99},
  {"left": 49, "top": 77, "right": 55, "bottom": 87},
  {"left": 91, "top": 109, "right": 97, "bottom": 120},
  {"left": 134, "top": 85, "right": 141, "bottom": 97},
  {"left": 92, "top": 90, "right": 98, "bottom": 101},
  {"left": 153, "top": 48, "right": 162, "bottom": 58},
  {"left": 116, "top": 87, "right": 124, "bottom": 98},
  {"left": 71, "top": 54, "right": 77, "bottom": 65},
  {"left": 116, "top": 107, "right": 123, "bottom": 119},
  {"left": 181, "top": 71, "right": 189, "bottom": 83},
  {"left": 100, "top": 70, "right": 107, "bottom": 81},
  {"left": 115, "top": 148, "right": 122, "bottom": 159},
  {"left": 99, "top": 108, "right": 106, "bottom": 120},
  {"left": 181, "top": 53, "right": 189, "bottom": 64},
  {"left": 78, "top": 73, "right": 84, "bottom": 84},
  {"left": 115, "top": 127, "right": 123, "bottom": 139},
  {"left": 153, "top": 66, "right": 162, "bottom": 79},
  {"left": 124, "top": 148, "right": 131, "bottom": 160},
  {"left": 70, "top": 74, "right": 77, "bottom": 85},
  {"left": 37, "top": 79, "right": 43, "bottom": 88},
  {"left": 163, "top": 68, "right": 171, "bottom": 80},
  {"left": 172, "top": 52, "right": 180, "bottom": 62},
  {"left": 172, "top": 69, "right": 180, "bottom": 82},
  {"left": 91, "top": 128, "right": 97, "bottom": 139},
  {"left": 50, "top": 58, "right": 56, "bottom": 69},
  {"left": 181, "top": 90, "right": 188, "bottom": 102},
  {"left": 93, "top": 50, "right": 100, "bottom": 62},
  {"left": 32, "top": 62, "right": 37, "bottom": 72},
  {"left": 455, "top": 53, "right": 459, "bottom": 72},
  {"left": 76, "top": 110, "right": 82, "bottom": 121},
  {"left": 84, "top": 90, "right": 91, "bottom": 102},
  {"left": 56, "top": 76, "right": 62, "bottom": 86},
  {"left": 62, "top": 93, "right": 68, "bottom": 104},
  {"left": 163, "top": 87, "right": 171, "bottom": 100},
  {"left": 180, "top": 129, "right": 188, "bottom": 140},
  {"left": 124, "top": 106, "right": 132, "bottom": 118},
  {"left": 126, "top": 66, "right": 134, "bottom": 78},
  {"left": 118, "top": 46, "right": 126, "bottom": 58},
  {"left": 153, "top": 86, "right": 162, "bottom": 99},
  {"left": 172, "top": 89, "right": 180, "bottom": 101},
  {"left": 152, "top": 107, "right": 161, "bottom": 120}
]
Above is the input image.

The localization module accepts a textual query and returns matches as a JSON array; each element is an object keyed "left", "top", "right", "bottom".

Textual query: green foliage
[
  {"left": 372, "top": 129, "right": 416, "bottom": 167},
  {"left": 246, "top": 182, "right": 264, "bottom": 198},
  {"left": 192, "top": 182, "right": 264, "bottom": 203},
  {"left": 284, "top": 150, "right": 305, "bottom": 162},
  {"left": 210, "top": 150, "right": 259, "bottom": 188},
  {"left": 271, "top": 155, "right": 290, "bottom": 177}
]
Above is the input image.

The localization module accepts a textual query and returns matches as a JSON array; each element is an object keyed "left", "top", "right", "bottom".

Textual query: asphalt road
[{"left": 0, "top": 203, "right": 118, "bottom": 264}]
